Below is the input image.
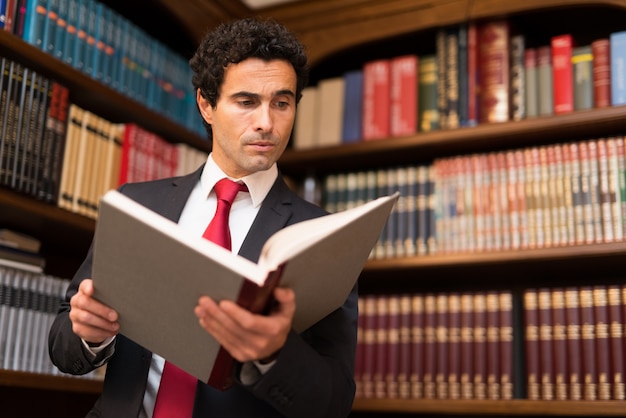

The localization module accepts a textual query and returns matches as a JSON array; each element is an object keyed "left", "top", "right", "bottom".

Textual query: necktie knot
[{"left": 214, "top": 178, "right": 248, "bottom": 206}]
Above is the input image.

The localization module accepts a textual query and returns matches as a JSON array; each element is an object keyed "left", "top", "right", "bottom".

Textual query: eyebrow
[{"left": 231, "top": 89, "right": 296, "bottom": 99}]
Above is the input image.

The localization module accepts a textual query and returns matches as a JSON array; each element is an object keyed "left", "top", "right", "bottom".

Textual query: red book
[
  {"left": 608, "top": 285, "right": 626, "bottom": 400},
  {"left": 447, "top": 293, "right": 462, "bottom": 399},
  {"left": 385, "top": 295, "right": 401, "bottom": 399},
  {"left": 361, "top": 295, "right": 377, "bottom": 398},
  {"left": 460, "top": 293, "right": 474, "bottom": 399},
  {"left": 435, "top": 293, "right": 450, "bottom": 399},
  {"left": 362, "top": 58, "right": 391, "bottom": 140},
  {"left": 524, "top": 288, "right": 541, "bottom": 400},
  {"left": 373, "top": 295, "right": 389, "bottom": 398},
  {"left": 565, "top": 287, "right": 583, "bottom": 400},
  {"left": 551, "top": 34, "right": 574, "bottom": 114},
  {"left": 591, "top": 38, "right": 611, "bottom": 108},
  {"left": 390, "top": 55, "right": 418, "bottom": 137},
  {"left": 423, "top": 293, "right": 437, "bottom": 398},
  {"left": 118, "top": 123, "right": 139, "bottom": 185},
  {"left": 499, "top": 291, "right": 514, "bottom": 400},
  {"left": 579, "top": 286, "right": 598, "bottom": 400},
  {"left": 593, "top": 286, "right": 611, "bottom": 400},
  {"left": 354, "top": 298, "right": 366, "bottom": 398},
  {"left": 551, "top": 288, "right": 569, "bottom": 400},
  {"left": 467, "top": 22, "right": 478, "bottom": 125},
  {"left": 486, "top": 291, "right": 501, "bottom": 399},
  {"left": 410, "top": 294, "right": 425, "bottom": 399},
  {"left": 477, "top": 20, "right": 510, "bottom": 123},
  {"left": 397, "top": 294, "right": 412, "bottom": 398},
  {"left": 473, "top": 292, "right": 488, "bottom": 399},
  {"left": 538, "top": 288, "right": 555, "bottom": 400}
]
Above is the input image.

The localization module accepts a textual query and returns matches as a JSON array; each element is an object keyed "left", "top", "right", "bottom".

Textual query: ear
[{"left": 196, "top": 89, "right": 213, "bottom": 124}]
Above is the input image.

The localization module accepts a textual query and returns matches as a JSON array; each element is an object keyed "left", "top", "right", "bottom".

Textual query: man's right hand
[{"left": 69, "top": 279, "right": 120, "bottom": 345}]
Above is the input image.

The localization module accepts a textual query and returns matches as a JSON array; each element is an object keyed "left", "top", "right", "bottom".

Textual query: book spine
[
  {"left": 436, "top": 29, "right": 447, "bottom": 129},
  {"left": 373, "top": 295, "right": 388, "bottom": 398},
  {"left": 537, "top": 45, "right": 554, "bottom": 116},
  {"left": 551, "top": 34, "right": 574, "bottom": 114},
  {"left": 390, "top": 55, "right": 418, "bottom": 137},
  {"left": 538, "top": 288, "right": 555, "bottom": 400},
  {"left": 418, "top": 55, "right": 439, "bottom": 132},
  {"left": 447, "top": 293, "right": 462, "bottom": 399},
  {"left": 486, "top": 291, "right": 501, "bottom": 399},
  {"left": 610, "top": 31, "right": 626, "bottom": 106},
  {"left": 607, "top": 285, "right": 625, "bottom": 400},
  {"left": 460, "top": 293, "right": 474, "bottom": 399},
  {"left": 362, "top": 59, "right": 390, "bottom": 140},
  {"left": 341, "top": 69, "right": 363, "bottom": 143},
  {"left": 525, "top": 48, "right": 539, "bottom": 118},
  {"left": 579, "top": 286, "right": 598, "bottom": 400},
  {"left": 551, "top": 288, "right": 568, "bottom": 400},
  {"left": 385, "top": 295, "right": 400, "bottom": 399},
  {"left": 592, "top": 38, "right": 611, "bottom": 108},
  {"left": 524, "top": 288, "right": 541, "bottom": 400},
  {"left": 565, "top": 287, "right": 583, "bottom": 400},
  {"left": 509, "top": 34, "right": 525, "bottom": 121},
  {"left": 435, "top": 293, "right": 449, "bottom": 399},
  {"left": 572, "top": 45, "right": 594, "bottom": 110},
  {"left": 477, "top": 20, "right": 510, "bottom": 123},
  {"left": 423, "top": 293, "right": 437, "bottom": 398},
  {"left": 361, "top": 295, "right": 377, "bottom": 398},
  {"left": 410, "top": 294, "right": 425, "bottom": 399},
  {"left": 397, "top": 294, "right": 412, "bottom": 398},
  {"left": 445, "top": 27, "right": 460, "bottom": 129},
  {"left": 593, "top": 285, "right": 612, "bottom": 400},
  {"left": 473, "top": 292, "right": 487, "bottom": 399}
]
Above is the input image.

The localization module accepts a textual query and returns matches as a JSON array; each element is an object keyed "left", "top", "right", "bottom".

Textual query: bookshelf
[{"left": 2, "top": 0, "right": 626, "bottom": 417}]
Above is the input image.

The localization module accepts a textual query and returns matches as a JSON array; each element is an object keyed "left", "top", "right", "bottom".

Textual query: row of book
[
  {"left": 0, "top": 263, "right": 102, "bottom": 379},
  {"left": 293, "top": 19, "right": 626, "bottom": 149},
  {"left": 356, "top": 285, "right": 626, "bottom": 401},
  {"left": 321, "top": 136, "right": 626, "bottom": 260},
  {"left": 0, "top": 56, "right": 208, "bottom": 219},
  {"left": 1, "top": 0, "right": 202, "bottom": 135},
  {"left": 524, "top": 286, "right": 625, "bottom": 401},
  {"left": 355, "top": 291, "right": 515, "bottom": 400}
]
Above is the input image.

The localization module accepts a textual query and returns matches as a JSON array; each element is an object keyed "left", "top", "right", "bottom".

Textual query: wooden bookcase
[{"left": 2, "top": 0, "right": 626, "bottom": 417}]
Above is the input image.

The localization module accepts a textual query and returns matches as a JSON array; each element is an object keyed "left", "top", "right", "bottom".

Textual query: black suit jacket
[{"left": 48, "top": 167, "right": 358, "bottom": 418}]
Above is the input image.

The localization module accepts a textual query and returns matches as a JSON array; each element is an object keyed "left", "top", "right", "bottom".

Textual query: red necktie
[{"left": 153, "top": 178, "right": 248, "bottom": 417}]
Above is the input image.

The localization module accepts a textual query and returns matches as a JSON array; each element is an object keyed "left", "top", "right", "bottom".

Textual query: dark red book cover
[
  {"left": 538, "top": 288, "right": 555, "bottom": 400},
  {"left": 499, "top": 291, "right": 514, "bottom": 400},
  {"left": 551, "top": 34, "right": 574, "bottom": 114},
  {"left": 524, "top": 288, "right": 541, "bottom": 400},
  {"left": 435, "top": 293, "right": 450, "bottom": 399},
  {"left": 447, "top": 293, "right": 462, "bottom": 399},
  {"left": 579, "top": 286, "right": 598, "bottom": 400},
  {"left": 362, "top": 58, "right": 391, "bottom": 140},
  {"left": 410, "top": 294, "right": 425, "bottom": 399},
  {"left": 390, "top": 55, "right": 418, "bottom": 137},
  {"left": 423, "top": 293, "right": 437, "bottom": 398},
  {"left": 354, "top": 297, "right": 366, "bottom": 398},
  {"left": 467, "top": 22, "right": 478, "bottom": 125},
  {"left": 473, "top": 292, "right": 488, "bottom": 399},
  {"left": 397, "top": 294, "right": 412, "bottom": 398},
  {"left": 591, "top": 38, "right": 611, "bottom": 108},
  {"left": 373, "top": 295, "right": 389, "bottom": 398},
  {"left": 385, "top": 295, "right": 401, "bottom": 398},
  {"left": 486, "top": 291, "right": 501, "bottom": 399},
  {"left": 477, "top": 20, "right": 510, "bottom": 123},
  {"left": 565, "top": 287, "right": 583, "bottom": 400},
  {"left": 607, "top": 285, "right": 625, "bottom": 400},
  {"left": 460, "top": 293, "right": 474, "bottom": 399},
  {"left": 550, "top": 288, "right": 569, "bottom": 400},
  {"left": 592, "top": 285, "right": 611, "bottom": 400},
  {"left": 360, "top": 295, "right": 377, "bottom": 398}
]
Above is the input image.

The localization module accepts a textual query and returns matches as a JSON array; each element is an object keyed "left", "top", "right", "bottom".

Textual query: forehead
[{"left": 222, "top": 58, "right": 297, "bottom": 93}]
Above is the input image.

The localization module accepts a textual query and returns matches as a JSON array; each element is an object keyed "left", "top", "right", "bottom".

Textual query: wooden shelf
[
  {"left": 352, "top": 398, "right": 626, "bottom": 416},
  {"left": 280, "top": 106, "right": 626, "bottom": 176},
  {"left": 0, "top": 369, "right": 102, "bottom": 394}
]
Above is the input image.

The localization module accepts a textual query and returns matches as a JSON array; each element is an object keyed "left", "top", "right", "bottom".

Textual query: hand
[
  {"left": 194, "top": 287, "right": 295, "bottom": 363},
  {"left": 69, "top": 279, "right": 120, "bottom": 345}
]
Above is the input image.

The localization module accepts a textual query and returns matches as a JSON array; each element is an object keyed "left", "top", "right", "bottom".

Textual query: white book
[{"left": 92, "top": 189, "right": 398, "bottom": 389}]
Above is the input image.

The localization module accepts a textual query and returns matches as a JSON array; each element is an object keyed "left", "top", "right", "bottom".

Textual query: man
[{"left": 48, "top": 17, "right": 357, "bottom": 418}]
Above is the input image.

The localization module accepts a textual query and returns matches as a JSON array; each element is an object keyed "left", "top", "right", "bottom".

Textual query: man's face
[{"left": 197, "top": 58, "right": 297, "bottom": 178}]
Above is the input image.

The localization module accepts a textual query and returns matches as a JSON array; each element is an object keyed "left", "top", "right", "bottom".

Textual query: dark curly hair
[{"left": 189, "top": 17, "right": 309, "bottom": 139}]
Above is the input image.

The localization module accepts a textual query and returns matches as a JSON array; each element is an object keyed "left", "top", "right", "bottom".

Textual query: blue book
[
  {"left": 22, "top": 0, "right": 48, "bottom": 50},
  {"left": 52, "top": 0, "right": 67, "bottom": 61},
  {"left": 0, "top": 0, "right": 7, "bottom": 29},
  {"left": 42, "top": 0, "right": 58, "bottom": 55},
  {"left": 71, "top": 0, "right": 87, "bottom": 72},
  {"left": 341, "top": 69, "right": 363, "bottom": 143},
  {"left": 610, "top": 30, "right": 626, "bottom": 106},
  {"left": 62, "top": 0, "right": 78, "bottom": 66}
]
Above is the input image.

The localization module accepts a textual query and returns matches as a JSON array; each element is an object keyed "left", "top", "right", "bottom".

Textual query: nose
[{"left": 254, "top": 104, "right": 273, "bottom": 132}]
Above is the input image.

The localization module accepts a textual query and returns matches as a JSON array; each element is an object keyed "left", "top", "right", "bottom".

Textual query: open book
[{"left": 92, "top": 189, "right": 398, "bottom": 389}]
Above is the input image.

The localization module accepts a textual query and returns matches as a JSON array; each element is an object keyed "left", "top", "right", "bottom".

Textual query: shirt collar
[{"left": 201, "top": 153, "right": 278, "bottom": 208}]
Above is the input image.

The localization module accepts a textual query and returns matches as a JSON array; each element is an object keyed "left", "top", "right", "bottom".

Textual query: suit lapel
[{"left": 238, "top": 176, "right": 294, "bottom": 263}]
